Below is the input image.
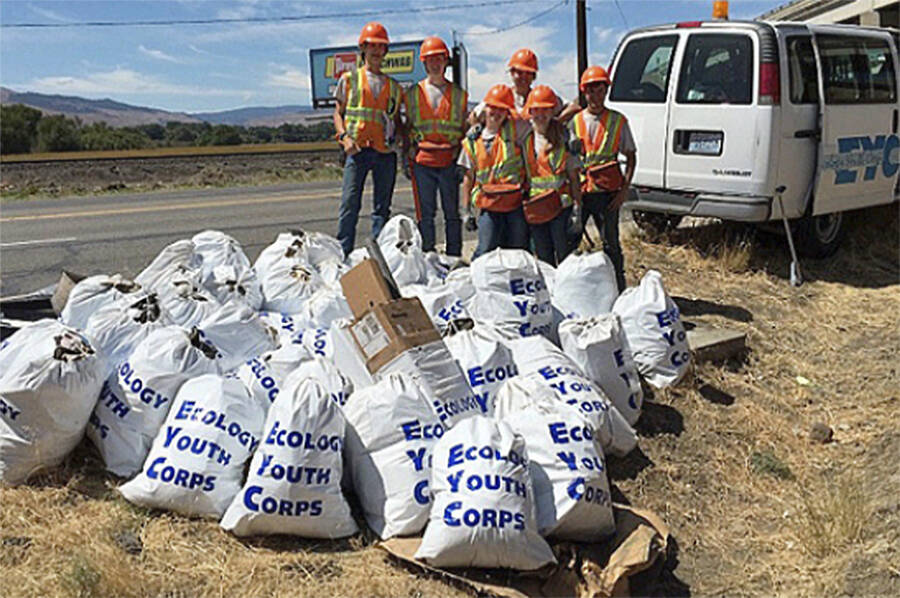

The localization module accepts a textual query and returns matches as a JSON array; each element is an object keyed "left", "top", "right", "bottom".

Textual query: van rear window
[
  {"left": 609, "top": 35, "right": 678, "bottom": 103},
  {"left": 676, "top": 34, "right": 753, "bottom": 105},
  {"left": 818, "top": 35, "right": 897, "bottom": 104}
]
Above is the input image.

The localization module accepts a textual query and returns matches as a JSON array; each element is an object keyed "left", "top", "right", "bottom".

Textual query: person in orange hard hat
[
  {"left": 468, "top": 48, "right": 580, "bottom": 126},
  {"left": 405, "top": 36, "right": 469, "bottom": 257},
  {"left": 458, "top": 84, "right": 529, "bottom": 258},
  {"left": 568, "top": 65, "right": 636, "bottom": 292},
  {"left": 332, "top": 22, "right": 405, "bottom": 256},
  {"left": 522, "top": 85, "right": 582, "bottom": 266}
]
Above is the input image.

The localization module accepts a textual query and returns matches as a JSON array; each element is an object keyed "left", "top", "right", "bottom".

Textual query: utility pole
[{"left": 576, "top": 0, "right": 587, "bottom": 106}]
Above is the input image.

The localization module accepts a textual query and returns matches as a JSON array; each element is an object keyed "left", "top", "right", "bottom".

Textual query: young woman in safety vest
[
  {"left": 458, "top": 84, "right": 529, "bottom": 258},
  {"left": 332, "top": 22, "right": 405, "bottom": 257},
  {"left": 522, "top": 85, "right": 582, "bottom": 266},
  {"left": 568, "top": 66, "right": 636, "bottom": 292},
  {"left": 405, "top": 36, "right": 469, "bottom": 257},
  {"left": 467, "top": 48, "right": 579, "bottom": 126}
]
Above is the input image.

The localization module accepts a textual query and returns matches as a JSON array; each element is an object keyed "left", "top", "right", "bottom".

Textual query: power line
[
  {"left": 460, "top": 0, "right": 568, "bottom": 36},
  {"left": 1, "top": 0, "right": 539, "bottom": 29},
  {"left": 612, "top": 0, "right": 630, "bottom": 29}
]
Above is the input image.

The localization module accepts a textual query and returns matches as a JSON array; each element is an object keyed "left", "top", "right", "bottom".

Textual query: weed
[
  {"left": 793, "top": 473, "right": 872, "bottom": 558},
  {"left": 62, "top": 554, "right": 101, "bottom": 598},
  {"left": 750, "top": 450, "right": 795, "bottom": 480}
]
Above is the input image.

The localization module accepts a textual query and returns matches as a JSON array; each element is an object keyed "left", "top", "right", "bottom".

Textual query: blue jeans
[
  {"left": 337, "top": 148, "right": 397, "bottom": 256},
  {"left": 530, "top": 212, "right": 568, "bottom": 266},
  {"left": 582, "top": 191, "right": 625, "bottom": 291},
  {"left": 473, "top": 207, "right": 529, "bottom": 259},
  {"left": 411, "top": 161, "right": 462, "bottom": 256}
]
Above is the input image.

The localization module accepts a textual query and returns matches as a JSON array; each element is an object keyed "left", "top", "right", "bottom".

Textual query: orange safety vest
[
  {"left": 570, "top": 108, "right": 626, "bottom": 192},
  {"left": 523, "top": 132, "right": 573, "bottom": 208},
  {"left": 406, "top": 80, "right": 468, "bottom": 167},
  {"left": 461, "top": 120, "right": 525, "bottom": 212},
  {"left": 343, "top": 68, "right": 403, "bottom": 153}
]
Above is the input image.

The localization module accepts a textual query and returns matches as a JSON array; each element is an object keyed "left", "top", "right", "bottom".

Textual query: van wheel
[
  {"left": 795, "top": 212, "right": 845, "bottom": 258},
  {"left": 632, "top": 211, "right": 683, "bottom": 235}
]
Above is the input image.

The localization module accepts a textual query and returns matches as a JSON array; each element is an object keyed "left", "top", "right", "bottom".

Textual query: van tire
[
  {"left": 632, "top": 211, "right": 683, "bottom": 235},
  {"left": 795, "top": 212, "right": 845, "bottom": 258}
]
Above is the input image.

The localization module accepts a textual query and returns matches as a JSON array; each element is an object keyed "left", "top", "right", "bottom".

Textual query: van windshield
[
  {"left": 676, "top": 34, "right": 754, "bottom": 105},
  {"left": 609, "top": 35, "right": 678, "bottom": 103}
]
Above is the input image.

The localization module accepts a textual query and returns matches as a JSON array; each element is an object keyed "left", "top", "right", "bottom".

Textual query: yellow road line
[{"left": 0, "top": 190, "right": 339, "bottom": 223}]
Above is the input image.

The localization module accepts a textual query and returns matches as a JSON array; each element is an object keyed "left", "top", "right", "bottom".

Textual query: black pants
[{"left": 582, "top": 191, "right": 626, "bottom": 292}]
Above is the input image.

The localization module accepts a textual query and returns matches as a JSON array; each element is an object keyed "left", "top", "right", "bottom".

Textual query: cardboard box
[
  {"left": 349, "top": 297, "right": 441, "bottom": 374},
  {"left": 340, "top": 258, "right": 396, "bottom": 319}
]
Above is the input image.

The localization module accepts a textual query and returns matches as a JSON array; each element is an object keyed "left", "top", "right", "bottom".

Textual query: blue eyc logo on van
[{"left": 823, "top": 134, "right": 900, "bottom": 184}]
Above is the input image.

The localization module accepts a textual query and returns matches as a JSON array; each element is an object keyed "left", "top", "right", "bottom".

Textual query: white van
[{"left": 606, "top": 20, "right": 899, "bottom": 257}]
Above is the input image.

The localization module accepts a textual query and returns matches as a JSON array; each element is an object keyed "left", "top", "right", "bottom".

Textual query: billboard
[{"left": 309, "top": 41, "right": 427, "bottom": 108}]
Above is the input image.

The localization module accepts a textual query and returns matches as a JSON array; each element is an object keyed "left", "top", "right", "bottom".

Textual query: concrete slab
[{"left": 686, "top": 323, "right": 747, "bottom": 362}]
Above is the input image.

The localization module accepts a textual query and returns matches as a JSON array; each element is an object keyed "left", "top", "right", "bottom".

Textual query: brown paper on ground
[{"left": 377, "top": 503, "right": 669, "bottom": 598}]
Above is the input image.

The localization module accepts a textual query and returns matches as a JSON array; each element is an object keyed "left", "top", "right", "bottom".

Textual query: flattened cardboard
[
  {"left": 348, "top": 297, "right": 441, "bottom": 374},
  {"left": 340, "top": 259, "right": 395, "bottom": 319},
  {"left": 51, "top": 270, "right": 85, "bottom": 315},
  {"left": 378, "top": 504, "right": 669, "bottom": 598}
]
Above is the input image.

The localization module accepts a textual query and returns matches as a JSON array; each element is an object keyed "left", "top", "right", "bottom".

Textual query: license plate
[{"left": 688, "top": 133, "right": 722, "bottom": 155}]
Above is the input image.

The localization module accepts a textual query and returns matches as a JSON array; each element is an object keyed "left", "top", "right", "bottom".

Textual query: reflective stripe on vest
[
  {"left": 462, "top": 120, "right": 524, "bottom": 207},
  {"left": 571, "top": 109, "right": 625, "bottom": 168},
  {"left": 344, "top": 68, "right": 402, "bottom": 152},
  {"left": 524, "top": 133, "right": 573, "bottom": 208},
  {"left": 406, "top": 80, "right": 466, "bottom": 146}
]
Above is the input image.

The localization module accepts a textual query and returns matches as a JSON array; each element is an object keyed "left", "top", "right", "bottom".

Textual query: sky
[{"left": 0, "top": 0, "right": 788, "bottom": 114}]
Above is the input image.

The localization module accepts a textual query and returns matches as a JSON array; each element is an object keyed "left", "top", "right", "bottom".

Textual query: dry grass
[
  {"left": 0, "top": 142, "right": 336, "bottom": 164},
  {"left": 2, "top": 204, "right": 898, "bottom": 597}
]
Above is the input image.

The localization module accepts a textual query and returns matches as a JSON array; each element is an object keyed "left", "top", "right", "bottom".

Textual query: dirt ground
[
  {"left": 0, "top": 151, "right": 343, "bottom": 198},
  {"left": 0, "top": 190, "right": 898, "bottom": 596}
]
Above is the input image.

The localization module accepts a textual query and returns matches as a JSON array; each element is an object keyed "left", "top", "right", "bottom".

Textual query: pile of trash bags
[{"left": 0, "top": 216, "right": 690, "bottom": 571}]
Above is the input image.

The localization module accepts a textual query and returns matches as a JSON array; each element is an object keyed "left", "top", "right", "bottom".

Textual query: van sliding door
[{"left": 810, "top": 27, "right": 899, "bottom": 215}]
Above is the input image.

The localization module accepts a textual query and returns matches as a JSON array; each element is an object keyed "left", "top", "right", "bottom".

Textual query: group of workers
[{"left": 332, "top": 22, "right": 636, "bottom": 291}]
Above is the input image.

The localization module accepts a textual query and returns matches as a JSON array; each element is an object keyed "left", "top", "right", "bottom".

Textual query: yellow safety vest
[
  {"left": 461, "top": 120, "right": 525, "bottom": 211},
  {"left": 570, "top": 109, "right": 626, "bottom": 192},
  {"left": 524, "top": 132, "right": 573, "bottom": 208}
]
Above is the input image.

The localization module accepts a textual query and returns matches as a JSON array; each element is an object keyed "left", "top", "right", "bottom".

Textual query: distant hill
[{"left": 0, "top": 87, "right": 331, "bottom": 127}]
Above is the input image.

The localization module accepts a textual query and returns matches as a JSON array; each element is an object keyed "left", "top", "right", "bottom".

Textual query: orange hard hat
[
  {"left": 420, "top": 36, "right": 450, "bottom": 61},
  {"left": 483, "top": 84, "right": 516, "bottom": 111},
  {"left": 525, "top": 85, "right": 557, "bottom": 110},
  {"left": 508, "top": 48, "right": 538, "bottom": 72},
  {"left": 580, "top": 66, "right": 611, "bottom": 91},
  {"left": 358, "top": 22, "right": 389, "bottom": 45}
]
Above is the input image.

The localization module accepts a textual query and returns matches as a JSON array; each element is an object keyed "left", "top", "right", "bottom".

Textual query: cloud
[
  {"left": 139, "top": 45, "right": 182, "bottom": 63},
  {"left": 22, "top": 68, "right": 247, "bottom": 98},
  {"left": 26, "top": 4, "right": 73, "bottom": 22},
  {"left": 266, "top": 66, "right": 310, "bottom": 91}
]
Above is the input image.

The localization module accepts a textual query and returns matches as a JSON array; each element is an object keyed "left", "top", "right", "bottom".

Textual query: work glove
[
  {"left": 464, "top": 211, "right": 478, "bottom": 232},
  {"left": 466, "top": 124, "right": 483, "bottom": 143}
]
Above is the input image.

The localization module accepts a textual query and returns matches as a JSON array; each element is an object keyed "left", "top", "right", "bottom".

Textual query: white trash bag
[
  {"left": 196, "top": 302, "right": 278, "bottom": 372},
  {"left": 379, "top": 340, "right": 485, "bottom": 429},
  {"left": 377, "top": 214, "right": 428, "bottom": 286},
  {"left": 444, "top": 323, "right": 518, "bottom": 416},
  {"left": 220, "top": 379, "right": 358, "bottom": 538},
  {"left": 444, "top": 266, "right": 477, "bottom": 312},
  {"left": 553, "top": 251, "right": 619, "bottom": 318},
  {"left": 400, "top": 283, "right": 470, "bottom": 332},
  {"left": 191, "top": 230, "right": 252, "bottom": 278},
  {"left": 285, "top": 357, "right": 353, "bottom": 408},
  {"left": 559, "top": 315, "right": 644, "bottom": 426},
  {"left": 135, "top": 240, "right": 202, "bottom": 293},
  {"left": 470, "top": 249, "right": 552, "bottom": 340},
  {"left": 202, "top": 264, "right": 263, "bottom": 311},
  {"left": 258, "top": 311, "right": 311, "bottom": 346},
  {"left": 298, "top": 287, "right": 353, "bottom": 329},
  {"left": 344, "top": 373, "right": 443, "bottom": 539},
  {"left": 612, "top": 270, "right": 691, "bottom": 388},
  {"left": 237, "top": 343, "right": 311, "bottom": 408},
  {"left": 156, "top": 274, "right": 220, "bottom": 329},
  {"left": 0, "top": 322, "right": 106, "bottom": 485},
  {"left": 119, "top": 374, "right": 267, "bottom": 518},
  {"left": 507, "top": 336, "right": 637, "bottom": 457},
  {"left": 415, "top": 415, "right": 555, "bottom": 570},
  {"left": 260, "top": 258, "right": 325, "bottom": 315},
  {"left": 88, "top": 327, "right": 222, "bottom": 477},
  {"left": 501, "top": 401, "right": 615, "bottom": 541},
  {"left": 255, "top": 230, "right": 343, "bottom": 280},
  {"left": 295, "top": 327, "right": 335, "bottom": 361},
  {"left": 84, "top": 291, "right": 167, "bottom": 372},
  {"left": 60, "top": 274, "right": 143, "bottom": 330}
]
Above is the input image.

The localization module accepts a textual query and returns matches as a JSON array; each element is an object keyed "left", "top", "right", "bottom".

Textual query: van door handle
[
  {"left": 893, "top": 109, "right": 898, "bottom": 134},
  {"left": 794, "top": 128, "right": 820, "bottom": 139}
]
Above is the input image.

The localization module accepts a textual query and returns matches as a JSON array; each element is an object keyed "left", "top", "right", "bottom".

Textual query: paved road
[{"left": 1, "top": 180, "right": 473, "bottom": 296}]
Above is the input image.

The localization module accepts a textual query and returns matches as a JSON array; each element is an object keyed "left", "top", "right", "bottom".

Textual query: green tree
[
  {"left": 35, "top": 114, "right": 81, "bottom": 152},
  {"left": 0, "top": 104, "right": 43, "bottom": 154}
]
